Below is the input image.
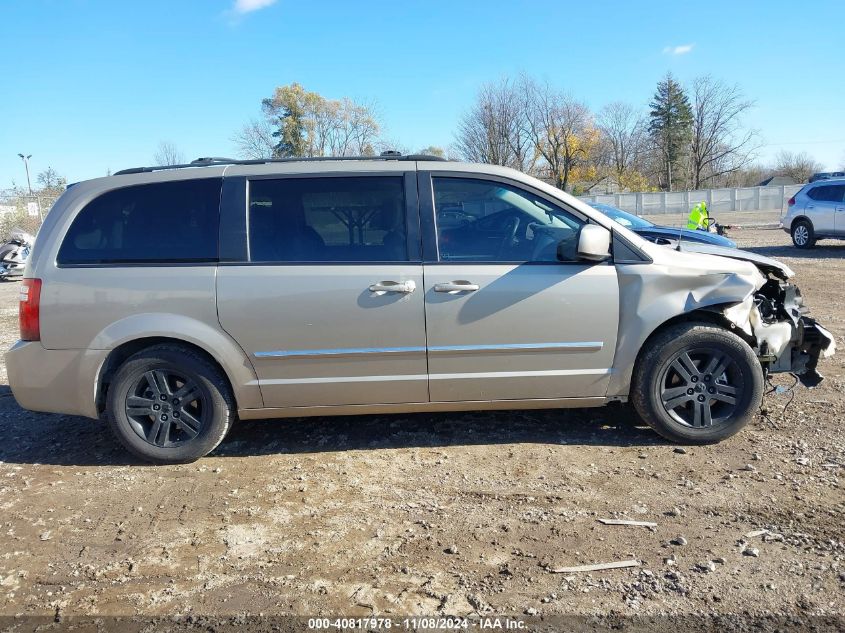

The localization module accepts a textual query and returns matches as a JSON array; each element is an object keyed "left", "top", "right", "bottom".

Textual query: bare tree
[
  {"left": 36, "top": 167, "right": 66, "bottom": 192},
  {"left": 233, "top": 118, "right": 276, "bottom": 159},
  {"left": 153, "top": 141, "right": 186, "bottom": 166},
  {"left": 596, "top": 102, "right": 647, "bottom": 186},
  {"left": 773, "top": 150, "right": 823, "bottom": 183},
  {"left": 688, "top": 76, "right": 759, "bottom": 188},
  {"left": 324, "top": 98, "right": 380, "bottom": 156},
  {"left": 523, "top": 78, "right": 592, "bottom": 191},
  {"left": 453, "top": 78, "right": 536, "bottom": 173}
]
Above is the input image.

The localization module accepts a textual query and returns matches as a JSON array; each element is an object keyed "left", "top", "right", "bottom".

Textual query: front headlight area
[{"left": 751, "top": 280, "right": 835, "bottom": 386}]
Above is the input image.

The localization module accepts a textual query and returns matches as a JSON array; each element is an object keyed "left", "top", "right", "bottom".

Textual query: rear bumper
[{"left": 6, "top": 341, "right": 108, "bottom": 419}]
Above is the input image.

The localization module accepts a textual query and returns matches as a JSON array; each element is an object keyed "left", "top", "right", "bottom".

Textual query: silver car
[
  {"left": 782, "top": 178, "right": 845, "bottom": 248},
  {"left": 6, "top": 156, "right": 836, "bottom": 463}
]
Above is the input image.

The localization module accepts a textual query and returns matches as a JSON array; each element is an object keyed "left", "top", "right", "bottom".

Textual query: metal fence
[
  {"left": 578, "top": 185, "right": 804, "bottom": 216},
  {"left": 0, "top": 191, "right": 57, "bottom": 239}
]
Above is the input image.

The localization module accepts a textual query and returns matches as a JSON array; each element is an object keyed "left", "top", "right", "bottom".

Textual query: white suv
[{"left": 783, "top": 179, "right": 845, "bottom": 248}]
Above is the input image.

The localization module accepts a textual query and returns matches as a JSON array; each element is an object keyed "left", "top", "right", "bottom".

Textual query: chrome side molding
[
  {"left": 254, "top": 341, "right": 603, "bottom": 359},
  {"left": 429, "top": 341, "right": 603, "bottom": 354},
  {"left": 254, "top": 346, "right": 426, "bottom": 359}
]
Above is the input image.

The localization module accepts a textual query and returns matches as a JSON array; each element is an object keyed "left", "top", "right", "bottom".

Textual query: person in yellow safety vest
[{"left": 687, "top": 201, "right": 710, "bottom": 231}]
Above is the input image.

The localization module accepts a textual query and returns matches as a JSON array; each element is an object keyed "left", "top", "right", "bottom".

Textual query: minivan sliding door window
[{"left": 247, "top": 177, "right": 408, "bottom": 263}]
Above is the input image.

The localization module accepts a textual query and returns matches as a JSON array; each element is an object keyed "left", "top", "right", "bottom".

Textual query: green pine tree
[
  {"left": 649, "top": 73, "right": 692, "bottom": 191},
  {"left": 262, "top": 83, "right": 311, "bottom": 158}
]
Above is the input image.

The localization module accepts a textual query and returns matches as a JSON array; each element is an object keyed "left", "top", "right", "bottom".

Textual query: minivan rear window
[
  {"left": 57, "top": 179, "right": 221, "bottom": 265},
  {"left": 248, "top": 176, "right": 408, "bottom": 262}
]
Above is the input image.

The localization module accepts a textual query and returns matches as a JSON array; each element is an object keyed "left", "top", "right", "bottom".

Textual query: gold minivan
[{"left": 7, "top": 155, "right": 835, "bottom": 463}]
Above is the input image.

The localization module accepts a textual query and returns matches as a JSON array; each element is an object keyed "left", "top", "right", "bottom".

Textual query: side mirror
[{"left": 575, "top": 224, "right": 611, "bottom": 262}]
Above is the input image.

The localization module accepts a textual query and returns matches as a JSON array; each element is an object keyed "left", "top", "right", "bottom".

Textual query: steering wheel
[{"left": 498, "top": 216, "right": 521, "bottom": 258}]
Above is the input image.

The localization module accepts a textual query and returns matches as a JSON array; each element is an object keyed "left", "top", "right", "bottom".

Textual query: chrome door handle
[
  {"left": 434, "top": 281, "right": 480, "bottom": 293},
  {"left": 369, "top": 280, "right": 416, "bottom": 294}
]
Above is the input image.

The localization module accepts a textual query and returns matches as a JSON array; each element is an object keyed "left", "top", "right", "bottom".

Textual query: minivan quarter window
[
  {"left": 57, "top": 178, "right": 221, "bottom": 265},
  {"left": 248, "top": 176, "right": 408, "bottom": 262},
  {"left": 432, "top": 177, "right": 584, "bottom": 263}
]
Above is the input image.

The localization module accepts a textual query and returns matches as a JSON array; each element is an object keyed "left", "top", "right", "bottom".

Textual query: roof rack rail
[
  {"left": 191, "top": 156, "right": 240, "bottom": 164},
  {"left": 113, "top": 153, "right": 448, "bottom": 176}
]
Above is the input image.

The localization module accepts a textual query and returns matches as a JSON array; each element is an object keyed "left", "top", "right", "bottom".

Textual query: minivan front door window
[{"left": 432, "top": 177, "right": 584, "bottom": 263}]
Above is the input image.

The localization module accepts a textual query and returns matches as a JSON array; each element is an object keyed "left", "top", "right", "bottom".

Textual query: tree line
[
  {"left": 7, "top": 76, "right": 836, "bottom": 202},
  {"left": 231, "top": 75, "right": 834, "bottom": 193},
  {"left": 450, "top": 73, "right": 826, "bottom": 192}
]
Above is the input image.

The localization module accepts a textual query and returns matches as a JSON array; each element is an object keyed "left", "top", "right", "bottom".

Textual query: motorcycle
[{"left": 0, "top": 229, "right": 35, "bottom": 280}]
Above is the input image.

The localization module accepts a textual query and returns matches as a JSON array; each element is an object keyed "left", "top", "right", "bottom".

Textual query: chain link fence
[
  {"left": 579, "top": 184, "right": 804, "bottom": 216},
  {"left": 0, "top": 191, "right": 57, "bottom": 240}
]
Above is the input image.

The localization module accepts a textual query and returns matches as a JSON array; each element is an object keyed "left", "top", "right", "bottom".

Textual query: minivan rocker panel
[{"left": 7, "top": 157, "right": 835, "bottom": 463}]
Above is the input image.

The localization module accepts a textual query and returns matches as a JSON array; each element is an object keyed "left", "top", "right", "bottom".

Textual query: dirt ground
[{"left": 0, "top": 228, "right": 843, "bottom": 631}]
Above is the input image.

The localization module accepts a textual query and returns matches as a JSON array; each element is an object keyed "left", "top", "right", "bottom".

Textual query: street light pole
[{"left": 17, "top": 153, "right": 33, "bottom": 195}]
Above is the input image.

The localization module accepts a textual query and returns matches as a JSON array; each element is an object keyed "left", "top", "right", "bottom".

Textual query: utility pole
[{"left": 17, "top": 154, "right": 33, "bottom": 195}]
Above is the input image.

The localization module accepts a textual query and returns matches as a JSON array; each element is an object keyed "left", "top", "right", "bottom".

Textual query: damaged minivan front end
[
  {"left": 654, "top": 242, "right": 834, "bottom": 388},
  {"left": 688, "top": 244, "right": 836, "bottom": 388}
]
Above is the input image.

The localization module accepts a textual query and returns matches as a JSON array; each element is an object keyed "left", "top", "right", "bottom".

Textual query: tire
[
  {"left": 106, "top": 344, "right": 235, "bottom": 464},
  {"left": 791, "top": 219, "right": 816, "bottom": 249},
  {"left": 631, "top": 323, "right": 763, "bottom": 444}
]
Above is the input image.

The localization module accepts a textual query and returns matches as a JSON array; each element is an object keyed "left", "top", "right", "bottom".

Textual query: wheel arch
[
  {"left": 608, "top": 303, "right": 756, "bottom": 399},
  {"left": 630, "top": 308, "right": 755, "bottom": 383},
  {"left": 95, "top": 333, "right": 262, "bottom": 416},
  {"left": 790, "top": 215, "right": 812, "bottom": 232}
]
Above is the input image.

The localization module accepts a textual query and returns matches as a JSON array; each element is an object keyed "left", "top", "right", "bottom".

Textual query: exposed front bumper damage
[
  {"left": 658, "top": 241, "right": 836, "bottom": 388},
  {"left": 610, "top": 239, "right": 836, "bottom": 399},
  {"left": 723, "top": 276, "right": 836, "bottom": 388}
]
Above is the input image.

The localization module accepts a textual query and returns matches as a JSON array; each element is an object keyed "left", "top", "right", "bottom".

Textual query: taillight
[
  {"left": 19, "top": 278, "right": 42, "bottom": 341},
  {"left": 787, "top": 196, "right": 795, "bottom": 206}
]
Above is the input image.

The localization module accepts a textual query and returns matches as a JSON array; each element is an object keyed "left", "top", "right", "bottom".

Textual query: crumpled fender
[
  {"left": 609, "top": 240, "right": 837, "bottom": 396},
  {"left": 608, "top": 249, "right": 766, "bottom": 398}
]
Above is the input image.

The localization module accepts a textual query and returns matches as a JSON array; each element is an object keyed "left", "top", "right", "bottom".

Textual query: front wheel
[
  {"left": 106, "top": 345, "right": 235, "bottom": 464},
  {"left": 631, "top": 323, "right": 763, "bottom": 444}
]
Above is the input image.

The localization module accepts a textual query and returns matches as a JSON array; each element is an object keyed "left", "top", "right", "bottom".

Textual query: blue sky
[{"left": 1, "top": 0, "right": 843, "bottom": 186}]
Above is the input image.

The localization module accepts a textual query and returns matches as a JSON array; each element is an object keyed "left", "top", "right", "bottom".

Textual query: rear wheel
[
  {"left": 791, "top": 220, "right": 816, "bottom": 248},
  {"left": 631, "top": 323, "right": 763, "bottom": 444},
  {"left": 106, "top": 345, "right": 235, "bottom": 464}
]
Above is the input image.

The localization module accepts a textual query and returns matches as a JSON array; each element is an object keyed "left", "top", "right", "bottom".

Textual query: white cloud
[
  {"left": 232, "top": 0, "right": 278, "bottom": 14},
  {"left": 662, "top": 44, "right": 694, "bottom": 55}
]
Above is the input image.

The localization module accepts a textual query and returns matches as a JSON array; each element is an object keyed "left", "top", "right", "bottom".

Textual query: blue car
[{"left": 588, "top": 202, "right": 737, "bottom": 249}]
